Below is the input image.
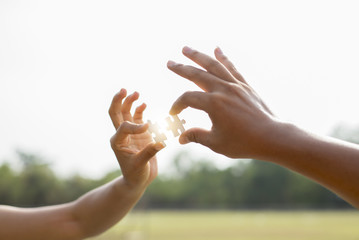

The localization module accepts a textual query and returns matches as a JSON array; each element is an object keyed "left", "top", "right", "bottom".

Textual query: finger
[
  {"left": 182, "top": 46, "right": 237, "bottom": 83},
  {"left": 110, "top": 121, "right": 148, "bottom": 146},
  {"left": 135, "top": 142, "right": 164, "bottom": 166},
  {"left": 133, "top": 103, "right": 146, "bottom": 124},
  {"left": 214, "top": 47, "right": 247, "bottom": 84},
  {"left": 109, "top": 89, "right": 127, "bottom": 129},
  {"left": 121, "top": 92, "right": 140, "bottom": 122},
  {"left": 167, "top": 60, "right": 224, "bottom": 92},
  {"left": 169, "top": 91, "right": 211, "bottom": 115},
  {"left": 179, "top": 128, "right": 212, "bottom": 147}
]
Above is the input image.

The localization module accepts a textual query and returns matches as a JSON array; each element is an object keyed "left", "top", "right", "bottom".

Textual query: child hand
[{"left": 109, "top": 89, "right": 164, "bottom": 189}]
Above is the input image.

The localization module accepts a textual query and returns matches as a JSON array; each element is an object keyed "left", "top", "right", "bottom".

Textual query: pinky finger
[{"left": 214, "top": 47, "right": 247, "bottom": 84}]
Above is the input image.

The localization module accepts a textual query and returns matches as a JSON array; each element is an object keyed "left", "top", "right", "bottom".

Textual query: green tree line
[
  {"left": 0, "top": 151, "right": 120, "bottom": 207},
  {"left": 0, "top": 150, "right": 352, "bottom": 209},
  {"left": 142, "top": 155, "right": 350, "bottom": 209},
  {"left": 1, "top": 124, "right": 357, "bottom": 209}
]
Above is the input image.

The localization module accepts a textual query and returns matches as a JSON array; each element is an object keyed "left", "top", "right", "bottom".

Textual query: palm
[
  {"left": 109, "top": 89, "right": 160, "bottom": 186},
  {"left": 129, "top": 131, "right": 153, "bottom": 150},
  {"left": 127, "top": 131, "right": 158, "bottom": 183}
]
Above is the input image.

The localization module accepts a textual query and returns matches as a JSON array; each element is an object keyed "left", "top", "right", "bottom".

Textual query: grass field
[{"left": 90, "top": 210, "right": 359, "bottom": 240}]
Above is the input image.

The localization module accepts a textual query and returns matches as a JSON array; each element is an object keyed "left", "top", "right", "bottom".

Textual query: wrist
[
  {"left": 259, "top": 120, "right": 308, "bottom": 164},
  {"left": 114, "top": 177, "right": 147, "bottom": 199}
]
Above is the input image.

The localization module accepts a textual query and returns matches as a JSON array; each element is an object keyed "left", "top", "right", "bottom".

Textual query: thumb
[
  {"left": 136, "top": 142, "right": 164, "bottom": 165},
  {"left": 179, "top": 128, "right": 211, "bottom": 146}
]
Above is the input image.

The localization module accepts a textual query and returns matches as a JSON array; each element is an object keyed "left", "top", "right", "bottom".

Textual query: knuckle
[
  {"left": 175, "top": 63, "right": 184, "bottom": 68},
  {"left": 209, "top": 94, "right": 219, "bottom": 108},
  {"left": 111, "top": 93, "right": 119, "bottom": 102},
  {"left": 221, "top": 54, "right": 228, "bottom": 61},
  {"left": 229, "top": 64, "right": 238, "bottom": 74},
  {"left": 110, "top": 135, "right": 116, "bottom": 148},
  {"left": 110, "top": 92, "right": 123, "bottom": 104},
  {"left": 171, "top": 62, "right": 183, "bottom": 69},
  {"left": 179, "top": 91, "right": 190, "bottom": 101},
  {"left": 187, "top": 131, "right": 197, "bottom": 143},
  {"left": 188, "top": 67, "right": 202, "bottom": 78},
  {"left": 181, "top": 91, "right": 194, "bottom": 104},
  {"left": 241, "top": 83, "right": 251, "bottom": 92},
  {"left": 147, "top": 147, "right": 158, "bottom": 157},
  {"left": 206, "top": 60, "right": 220, "bottom": 69},
  {"left": 191, "top": 50, "right": 199, "bottom": 58},
  {"left": 108, "top": 108, "right": 115, "bottom": 117},
  {"left": 182, "top": 91, "right": 193, "bottom": 98},
  {"left": 210, "top": 92, "right": 226, "bottom": 108},
  {"left": 223, "top": 82, "right": 238, "bottom": 94},
  {"left": 120, "top": 106, "right": 128, "bottom": 113},
  {"left": 119, "top": 121, "right": 130, "bottom": 131},
  {"left": 119, "top": 121, "right": 126, "bottom": 129}
]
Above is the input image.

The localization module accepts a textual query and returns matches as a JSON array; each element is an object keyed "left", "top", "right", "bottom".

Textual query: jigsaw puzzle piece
[
  {"left": 148, "top": 120, "right": 167, "bottom": 146},
  {"left": 166, "top": 115, "right": 186, "bottom": 137}
]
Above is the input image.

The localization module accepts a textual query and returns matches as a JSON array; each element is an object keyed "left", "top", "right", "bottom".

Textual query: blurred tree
[
  {"left": 144, "top": 150, "right": 351, "bottom": 209},
  {"left": 1, "top": 123, "right": 357, "bottom": 210},
  {"left": 0, "top": 163, "right": 18, "bottom": 205},
  {"left": 14, "top": 151, "right": 62, "bottom": 206},
  {"left": 331, "top": 124, "right": 359, "bottom": 143}
]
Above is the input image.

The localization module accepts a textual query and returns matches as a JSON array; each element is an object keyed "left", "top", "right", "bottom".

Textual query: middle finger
[
  {"left": 167, "top": 61, "right": 225, "bottom": 93},
  {"left": 121, "top": 91, "right": 140, "bottom": 122},
  {"left": 182, "top": 46, "right": 237, "bottom": 83}
]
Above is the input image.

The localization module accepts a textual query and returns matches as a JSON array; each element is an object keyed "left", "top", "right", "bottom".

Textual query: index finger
[
  {"left": 109, "top": 89, "right": 127, "bottom": 129},
  {"left": 182, "top": 46, "right": 237, "bottom": 83},
  {"left": 169, "top": 91, "right": 211, "bottom": 115},
  {"left": 214, "top": 47, "right": 247, "bottom": 84},
  {"left": 167, "top": 61, "right": 225, "bottom": 92}
]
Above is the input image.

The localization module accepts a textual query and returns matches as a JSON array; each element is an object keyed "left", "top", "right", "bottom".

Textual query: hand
[
  {"left": 109, "top": 89, "right": 164, "bottom": 189},
  {"left": 168, "top": 46, "right": 281, "bottom": 159}
]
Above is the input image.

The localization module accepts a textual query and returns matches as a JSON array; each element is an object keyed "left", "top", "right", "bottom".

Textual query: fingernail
[
  {"left": 137, "top": 123, "right": 147, "bottom": 129},
  {"left": 169, "top": 107, "right": 177, "bottom": 115},
  {"left": 133, "top": 91, "right": 139, "bottom": 98},
  {"left": 167, "top": 60, "right": 177, "bottom": 68},
  {"left": 216, "top": 47, "right": 223, "bottom": 55},
  {"left": 179, "top": 135, "right": 190, "bottom": 144},
  {"left": 155, "top": 142, "right": 165, "bottom": 150},
  {"left": 182, "top": 46, "right": 193, "bottom": 55},
  {"left": 119, "top": 88, "right": 127, "bottom": 96}
]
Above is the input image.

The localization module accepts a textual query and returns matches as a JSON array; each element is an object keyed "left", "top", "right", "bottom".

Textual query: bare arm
[
  {"left": 0, "top": 178, "right": 146, "bottom": 240},
  {"left": 0, "top": 89, "right": 164, "bottom": 239},
  {"left": 167, "top": 46, "right": 359, "bottom": 208}
]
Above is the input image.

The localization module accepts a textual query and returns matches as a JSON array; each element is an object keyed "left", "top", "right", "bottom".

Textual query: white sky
[{"left": 1, "top": 0, "right": 359, "bottom": 178}]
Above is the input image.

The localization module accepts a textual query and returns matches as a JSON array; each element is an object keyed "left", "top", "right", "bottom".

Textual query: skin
[
  {"left": 167, "top": 46, "right": 359, "bottom": 209},
  {"left": 0, "top": 89, "right": 164, "bottom": 240}
]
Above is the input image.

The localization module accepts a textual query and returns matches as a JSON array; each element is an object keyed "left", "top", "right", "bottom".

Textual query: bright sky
[{"left": 1, "top": 0, "right": 359, "bottom": 178}]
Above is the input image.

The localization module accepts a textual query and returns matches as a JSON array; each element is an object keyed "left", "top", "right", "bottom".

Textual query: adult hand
[
  {"left": 168, "top": 47, "right": 281, "bottom": 159},
  {"left": 109, "top": 89, "right": 164, "bottom": 188},
  {"left": 168, "top": 47, "right": 359, "bottom": 209}
]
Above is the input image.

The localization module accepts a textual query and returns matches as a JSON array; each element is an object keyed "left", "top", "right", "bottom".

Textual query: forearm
[
  {"left": 264, "top": 122, "right": 359, "bottom": 208},
  {"left": 0, "top": 177, "right": 146, "bottom": 240},
  {"left": 71, "top": 176, "right": 146, "bottom": 238},
  {"left": 0, "top": 204, "right": 80, "bottom": 240}
]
